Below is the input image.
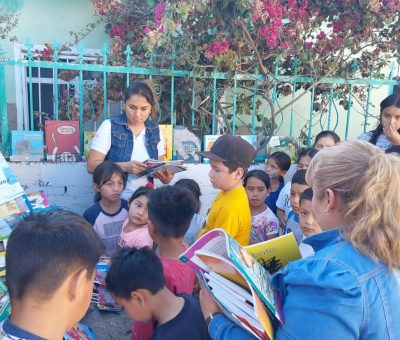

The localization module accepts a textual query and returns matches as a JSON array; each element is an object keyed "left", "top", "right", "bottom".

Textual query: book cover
[
  {"left": 64, "top": 323, "right": 97, "bottom": 340},
  {"left": 174, "top": 125, "right": 202, "bottom": 163},
  {"left": 159, "top": 124, "right": 173, "bottom": 161},
  {"left": 0, "top": 152, "right": 25, "bottom": 206},
  {"left": 83, "top": 131, "right": 96, "bottom": 160},
  {"left": 10, "top": 130, "right": 44, "bottom": 162},
  {"left": 45, "top": 120, "right": 81, "bottom": 162},
  {"left": 0, "top": 195, "right": 30, "bottom": 219},
  {"left": 267, "top": 136, "right": 299, "bottom": 163},
  {"left": 244, "top": 233, "right": 301, "bottom": 274},
  {"left": 202, "top": 135, "right": 221, "bottom": 163},
  {"left": 136, "top": 159, "right": 187, "bottom": 178},
  {"left": 0, "top": 280, "right": 10, "bottom": 321}
]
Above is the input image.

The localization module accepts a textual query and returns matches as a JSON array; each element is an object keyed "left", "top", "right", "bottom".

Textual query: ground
[{"left": 82, "top": 305, "right": 131, "bottom": 340}]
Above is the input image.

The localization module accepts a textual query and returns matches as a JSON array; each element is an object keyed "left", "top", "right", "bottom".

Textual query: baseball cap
[{"left": 197, "top": 135, "right": 257, "bottom": 169}]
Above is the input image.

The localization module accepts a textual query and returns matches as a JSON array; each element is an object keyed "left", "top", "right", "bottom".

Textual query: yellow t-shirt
[{"left": 197, "top": 186, "right": 251, "bottom": 246}]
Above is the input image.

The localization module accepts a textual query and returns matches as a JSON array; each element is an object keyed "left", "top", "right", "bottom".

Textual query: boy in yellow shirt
[{"left": 197, "top": 135, "right": 256, "bottom": 245}]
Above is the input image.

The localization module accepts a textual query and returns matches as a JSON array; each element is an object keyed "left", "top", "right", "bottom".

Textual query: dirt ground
[{"left": 81, "top": 305, "right": 131, "bottom": 340}]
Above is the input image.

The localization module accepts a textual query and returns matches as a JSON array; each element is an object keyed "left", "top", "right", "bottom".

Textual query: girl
[
  {"left": 83, "top": 161, "right": 128, "bottom": 256},
  {"left": 276, "top": 148, "right": 318, "bottom": 227},
  {"left": 264, "top": 151, "right": 291, "bottom": 215},
  {"left": 313, "top": 130, "right": 340, "bottom": 150},
  {"left": 244, "top": 170, "right": 279, "bottom": 243},
  {"left": 358, "top": 92, "right": 400, "bottom": 150},
  {"left": 118, "top": 186, "right": 153, "bottom": 249}
]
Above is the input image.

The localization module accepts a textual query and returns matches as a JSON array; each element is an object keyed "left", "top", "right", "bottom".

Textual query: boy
[
  {"left": 298, "top": 188, "right": 323, "bottom": 257},
  {"left": 132, "top": 185, "right": 198, "bottom": 339},
  {"left": 1, "top": 210, "right": 103, "bottom": 340},
  {"left": 197, "top": 135, "right": 257, "bottom": 246},
  {"left": 106, "top": 247, "right": 209, "bottom": 340},
  {"left": 284, "top": 169, "right": 310, "bottom": 244}
]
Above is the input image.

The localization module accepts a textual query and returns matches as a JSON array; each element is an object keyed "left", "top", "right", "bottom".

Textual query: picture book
[
  {"left": 136, "top": 159, "right": 187, "bottom": 178},
  {"left": 180, "top": 229, "right": 284, "bottom": 340},
  {"left": 174, "top": 125, "right": 202, "bottom": 163},
  {"left": 45, "top": 120, "right": 81, "bottom": 162},
  {"left": 64, "top": 323, "right": 97, "bottom": 340},
  {"left": 26, "top": 191, "right": 50, "bottom": 212},
  {"left": 202, "top": 135, "right": 221, "bottom": 163},
  {"left": 0, "top": 152, "right": 25, "bottom": 206},
  {"left": 0, "top": 280, "right": 10, "bottom": 321},
  {"left": 159, "top": 124, "right": 173, "bottom": 161},
  {"left": 83, "top": 131, "right": 96, "bottom": 160},
  {"left": 10, "top": 130, "right": 44, "bottom": 162},
  {"left": 267, "top": 136, "right": 299, "bottom": 163},
  {"left": 244, "top": 233, "right": 301, "bottom": 274}
]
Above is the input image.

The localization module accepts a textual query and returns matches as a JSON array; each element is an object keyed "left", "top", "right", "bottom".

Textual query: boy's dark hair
[
  {"left": 297, "top": 148, "right": 318, "bottom": 162},
  {"left": 148, "top": 185, "right": 196, "bottom": 238},
  {"left": 292, "top": 169, "right": 308, "bottom": 186},
  {"left": 314, "top": 130, "right": 340, "bottom": 145},
  {"left": 129, "top": 186, "right": 153, "bottom": 205},
  {"left": 174, "top": 179, "right": 201, "bottom": 214},
  {"left": 93, "top": 161, "right": 127, "bottom": 202},
  {"left": 268, "top": 152, "right": 291, "bottom": 171},
  {"left": 300, "top": 188, "right": 313, "bottom": 204},
  {"left": 243, "top": 170, "right": 271, "bottom": 190},
  {"left": 385, "top": 145, "right": 400, "bottom": 155},
  {"left": 106, "top": 247, "right": 165, "bottom": 299},
  {"left": 6, "top": 210, "right": 103, "bottom": 301}
]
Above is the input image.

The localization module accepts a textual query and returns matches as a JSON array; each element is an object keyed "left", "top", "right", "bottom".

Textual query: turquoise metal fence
[{"left": 0, "top": 41, "right": 399, "bottom": 154}]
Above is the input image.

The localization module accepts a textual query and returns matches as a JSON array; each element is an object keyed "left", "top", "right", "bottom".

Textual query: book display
[{"left": 10, "top": 130, "right": 44, "bottom": 162}]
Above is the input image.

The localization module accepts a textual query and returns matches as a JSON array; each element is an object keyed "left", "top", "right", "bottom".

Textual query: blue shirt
[
  {"left": 209, "top": 228, "right": 400, "bottom": 340},
  {"left": 0, "top": 319, "right": 45, "bottom": 340},
  {"left": 266, "top": 182, "right": 284, "bottom": 215}
]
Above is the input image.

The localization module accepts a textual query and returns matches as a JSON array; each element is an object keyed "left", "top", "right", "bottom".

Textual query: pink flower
[
  {"left": 316, "top": 31, "right": 326, "bottom": 40},
  {"left": 280, "top": 41, "right": 289, "bottom": 49},
  {"left": 204, "top": 39, "right": 230, "bottom": 59},
  {"left": 111, "top": 25, "right": 126, "bottom": 38},
  {"left": 332, "top": 20, "right": 344, "bottom": 34},
  {"left": 144, "top": 26, "right": 151, "bottom": 34},
  {"left": 155, "top": 3, "right": 166, "bottom": 29},
  {"left": 304, "top": 41, "right": 313, "bottom": 49}
]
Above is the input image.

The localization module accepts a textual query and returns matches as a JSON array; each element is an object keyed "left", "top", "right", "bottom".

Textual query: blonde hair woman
[{"left": 199, "top": 140, "right": 400, "bottom": 340}]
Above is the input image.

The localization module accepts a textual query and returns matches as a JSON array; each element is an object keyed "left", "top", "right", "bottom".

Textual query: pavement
[{"left": 81, "top": 305, "right": 131, "bottom": 340}]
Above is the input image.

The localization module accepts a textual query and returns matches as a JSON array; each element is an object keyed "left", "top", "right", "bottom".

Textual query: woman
[
  {"left": 358, "top": 93, "right": 400, "bottom": 150},
  {"left": 87, "top": 81, "right": 173, "bottom": 199},
  {"left": 200, "top": 140, "right": 400, "bottom": 339},
  {"left": 313, "top": 130, "right": 340, "bottom": 150}
]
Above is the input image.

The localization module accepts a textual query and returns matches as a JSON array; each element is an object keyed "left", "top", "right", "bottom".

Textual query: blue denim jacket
[
  {"left": 105, "top": 113, "right": 160, "bottom": 162},
  {"left": 209, "top": 228, "right": 400, "bottom": 340}
]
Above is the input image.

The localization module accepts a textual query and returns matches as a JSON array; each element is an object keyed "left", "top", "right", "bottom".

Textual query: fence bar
[
  {"left": 388, "top": 63, "right": 395, "bottom": 95},
  {"left": 125, "top": 45, "right": 132, "bottom": 87},
  {"left": 345, "top": 85, "right": 353, "bottom": 140},
  {"left": 251, "top": 69, "right": 259, "bottom": 135},
  {"left": 102, "top": 43, "right": 108, "bottom": 120},
  {"left": 78, "top": 43, "right": 84, "bottom": 155},
  {"left": 307, "top": 87, "right": 315, "bottom": 146},
  {"left": 290, "top": 59, "right": 300, "bottom": 137},
  {"left": 52, "top": 42, "right": 59, "bottom": 120},
  {"left": 26, "top": 39, "right": 34, "bottom": 130},
  {"left": 191, "top": 77, "right": 196, "bottom": 127},
  {"left": 170, "top": 57, "right": 175, "bottom": 158},
  {"left": 327, "top": 88, "right": 333, "bottom": 130},
  {"left": 232, "top": 72, "right": 237, "bottom": 135},
  {"left": 211, "top": 71, "right": 217, "bottom": 134},
  {"left": 364, "top": 85, "right": 372, "bottom": 133},
  {"left": 0, "top": 63, "right": 8, "bottom": 152}
]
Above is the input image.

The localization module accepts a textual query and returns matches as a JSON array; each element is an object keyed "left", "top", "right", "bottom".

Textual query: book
[
  {"left": 45, "top": 120, "right": 81, "bottom": 162},
  {"left": 136, "top": 159, "right": 187, "bottom": 178},
  {"left": 10, "top": 130, "right": 44, "bottom": 162},
  {"left": 174, "top": 125, "right": 202, "bottom": 163},
  {"left": 64, "top": 323, "right": 97, "bottom": 340},
  {"left": 159, "top": 124, "right": 173, "bottom": 161},
  {"left": 244, "top": 233, "right": 301, "bottom": 274},
  {"left": 0, "top": 195, "right": 30, "bottom": 219},
  {"left": 179, "top": 229, "right": 284, "bottom": 340},
  {"left": 201, "top": 135, "right": 221, "bottom": 164},
  {"left": 267, "top": 136, "right": 299, "bottom": 163},
  {"left": 0, "top": 280, "right": 10, "bottom": 321},
  {"left": 26, "top": 191, "right": 50, "bottom": 212},
  {"left": 83, "top": 131, "right": 96, "bottom": 160},
  {"left": 0, "top": 151, "right": 25, "bottom": 206}
]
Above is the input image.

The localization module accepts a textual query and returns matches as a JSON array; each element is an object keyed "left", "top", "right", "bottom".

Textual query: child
[
  {"left": 313, "top": 130, "right": 340, "bottom": 150},
  {"left": 284, "top": 169, "right": 310, "bottom": 244},
  {"left": 175, "top": 178, "right": 204, "bottom": 245},
  {"left": 83, "top": 161, "right": 128, "bottom": 256},
  {"left": 196, "top": 135, "right": 257, "bottom": 246},
  {"left": 133, "top": 185, "right": 198, "bottom": 339},
  {"left": 243, "top": 170, "right": 280, "bottom": 243},
  {"left": 298, "top": 188, "right": 323, "bottom": 258},
  {"left": 118, "top": 186, "right": 153, "bottom": 249},
  {"left": 276, "top": 148, "right": 318, "bottom": 227},
  {"left": 1, "top": 210, "right": 103, "bottom": 339},
  {"left": 106, "top": 248, "right": 209, "bottom": 340},
  {"left": 264, "top": 151, "right": 291, "bottom": 215}
]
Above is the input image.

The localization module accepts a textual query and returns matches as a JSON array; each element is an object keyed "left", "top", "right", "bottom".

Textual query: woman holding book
[
  {"left": 87, "top": 80, "right": 174, "bottom": 199},
  {"left": 200, "top": 140, "right": 400, "bottom": 339}
]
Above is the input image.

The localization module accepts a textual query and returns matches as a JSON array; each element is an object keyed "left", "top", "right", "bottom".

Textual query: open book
[
  {"left": 179, "top": 229, "right": 300, "bottom": 339},
  {"left": 137, "top": 159, "right": 187, "bottom": 178}
]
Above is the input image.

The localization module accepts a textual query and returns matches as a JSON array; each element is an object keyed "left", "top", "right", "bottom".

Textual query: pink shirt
[{"left": 118, "top": 219, "right": 153, "bottom": 249}]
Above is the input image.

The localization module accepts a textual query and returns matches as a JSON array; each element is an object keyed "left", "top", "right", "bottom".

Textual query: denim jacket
[
  {"left": 105, "top": 113, "right": 160, "bottom": 162},
  {"left": 209, "top": 228, "right": 400, "bottom": 340}
]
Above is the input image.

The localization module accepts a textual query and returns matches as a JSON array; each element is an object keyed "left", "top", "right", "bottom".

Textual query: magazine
[
  {"left": 245, "top": 233, "right": 301, "bottom": 274},
  {"left": 179, "top": 229, "right": 285, "bottom": 340},
  {"left": 136, "top": 159, "right": 187, "bottom": 178},
  {"left": 267, "top": 136, "right": 299, "bottom": 163}
]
